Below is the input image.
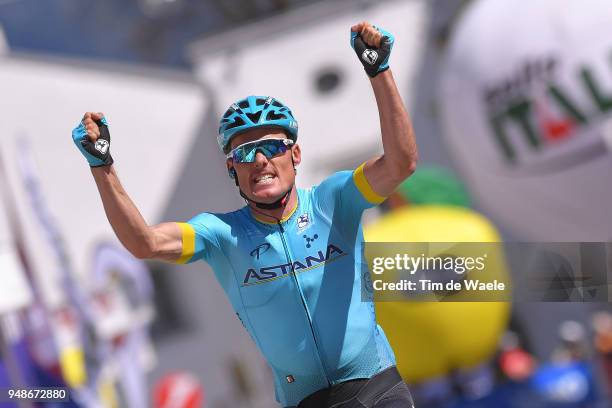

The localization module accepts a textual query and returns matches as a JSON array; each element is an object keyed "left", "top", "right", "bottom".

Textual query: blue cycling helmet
[{"left": 218, "top": 96, "right": 298, "bottom": 153}]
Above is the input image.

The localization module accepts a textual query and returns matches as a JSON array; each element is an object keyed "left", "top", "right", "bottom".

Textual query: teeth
[{"left": 255, "top": 174, "right": 275, "bottom": 184}]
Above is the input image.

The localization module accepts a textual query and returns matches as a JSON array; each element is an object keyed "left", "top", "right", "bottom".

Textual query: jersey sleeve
[
  {"left": 173, "top": 212, "right": 220, "bottom": 264},
  {"left": 312, "top": 162, "right": 387, "bottom": 222}
]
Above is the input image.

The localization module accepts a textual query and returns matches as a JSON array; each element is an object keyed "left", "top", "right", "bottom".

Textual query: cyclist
[{"left": 72, "top": 22, "right": 418, "bottom": 408}]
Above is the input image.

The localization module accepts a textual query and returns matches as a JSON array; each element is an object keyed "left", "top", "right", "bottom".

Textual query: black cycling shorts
[{"left": 291, "top": 366, "right": 415, "bottom": 408}]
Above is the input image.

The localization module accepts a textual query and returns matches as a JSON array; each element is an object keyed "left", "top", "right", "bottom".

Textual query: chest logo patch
[{"left": 297, "top": 213, "right": 311, "bottom": 231}]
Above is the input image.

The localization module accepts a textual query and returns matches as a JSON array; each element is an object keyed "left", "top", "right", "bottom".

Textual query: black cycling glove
[
  {"left": 72, "top": 117, "right": 114, "bottom": 167},
  {"left": 350, "top": 26, "right": 395, "bottom": 78}
]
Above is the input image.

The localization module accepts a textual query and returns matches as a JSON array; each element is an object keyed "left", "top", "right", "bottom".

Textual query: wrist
[
  {"left": 90, "top": 163, "right": 114, "bottom": 176},
  {"left": 369, "top": 68, "right": 392, "bottom": 82},
  {"left": 90, "top": 156, "right": 114, "bottom": 168}
]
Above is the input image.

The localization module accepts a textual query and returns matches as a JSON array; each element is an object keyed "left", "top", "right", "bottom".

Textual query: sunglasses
[{"left": 226, "top": 138, "right": 294, "bottom": 163}]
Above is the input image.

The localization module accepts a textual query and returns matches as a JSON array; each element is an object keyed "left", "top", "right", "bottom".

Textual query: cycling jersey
[{"left": 176, "top": 164, "right": 396, "bottom": 407}]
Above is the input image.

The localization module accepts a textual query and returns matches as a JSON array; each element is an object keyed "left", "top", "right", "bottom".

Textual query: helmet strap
[{"left": 239, "top": 186, "right": 293, "bottom": 210}]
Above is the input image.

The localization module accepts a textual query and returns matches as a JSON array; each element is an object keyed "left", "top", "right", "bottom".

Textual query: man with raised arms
[{"left": 72, "top": 22, "right": 418, "bottom": 408}]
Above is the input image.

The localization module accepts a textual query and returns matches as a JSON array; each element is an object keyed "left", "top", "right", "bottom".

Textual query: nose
[{"left": 253, "top": 150, "right": 269, "bottom": 168}]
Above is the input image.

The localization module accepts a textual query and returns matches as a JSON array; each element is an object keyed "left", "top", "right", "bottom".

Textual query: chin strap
[
  {"left": 239, "top": 186, "right": 293, "bottom": 210},
  {"left": 231, "top": 168, "right": 294, "bottom": 210}
]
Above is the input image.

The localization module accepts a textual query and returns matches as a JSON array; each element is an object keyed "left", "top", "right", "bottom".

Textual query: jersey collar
[{"left": 251, "top": 196, "right": 299, "bottom": 225}]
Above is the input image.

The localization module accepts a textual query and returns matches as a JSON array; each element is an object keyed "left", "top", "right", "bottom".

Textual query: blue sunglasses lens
[{"left": 232, "top": 140, "right": 289, "bottom": 163}]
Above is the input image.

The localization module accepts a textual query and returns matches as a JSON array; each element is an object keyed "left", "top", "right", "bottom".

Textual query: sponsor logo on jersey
[
  {"left": 250, "top": 243, "right": 271, "bottom": 260},
  {"left": 242, "top": 244, "right": 346, "bottom": 286},
  {"left": 303, "top": 234, "right": 318, "bottom": 248},
  {"left": 297, "top": 213, "right": 310, "bottom": 231}
]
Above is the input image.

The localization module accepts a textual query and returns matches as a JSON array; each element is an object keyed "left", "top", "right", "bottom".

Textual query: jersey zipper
[{"left": 276, "top": 221, "right": 331, "bottom": 387}]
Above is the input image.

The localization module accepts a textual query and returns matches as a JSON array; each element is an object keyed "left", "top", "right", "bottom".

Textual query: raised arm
[
  {"left": 365, "top": 69, "right": 417, "bottom": 195},
  {"left": 350, "top": 22, "right": 418, "bottom": 197},
  {"left": 91, "top": 165, "right": 182, "bottom": 261},
  {"left": 73, "top": 112, "right": 183, "bottom": 262}
]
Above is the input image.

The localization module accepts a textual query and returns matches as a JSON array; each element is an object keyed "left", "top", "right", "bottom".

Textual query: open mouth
[{"left": 253, "top": 173, "right": 277, "bottom": 185}]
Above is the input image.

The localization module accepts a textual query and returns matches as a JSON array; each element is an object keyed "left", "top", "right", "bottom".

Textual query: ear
[
  {"left": 226, "top": 159, "right": 236, "bottom": 179},
  {"left": 291, "top": 143, "right": 301, "bottom": 167}
]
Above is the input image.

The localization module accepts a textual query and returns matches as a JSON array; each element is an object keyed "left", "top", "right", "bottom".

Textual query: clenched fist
[
  {"left": 350, "top": 22, "right": 395, "bottom": 78},
  {"left": 72, "top": 112, "right": 114, "bottom": 167}
]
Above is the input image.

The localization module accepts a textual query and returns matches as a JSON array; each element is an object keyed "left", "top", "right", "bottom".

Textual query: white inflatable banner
[{"left": 439, "top": 0, "right": 612, "bottom": 240}]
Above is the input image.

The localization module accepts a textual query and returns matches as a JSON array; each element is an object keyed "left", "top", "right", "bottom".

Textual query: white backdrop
[
  {"left": 191, "top": 0, "right": 429, "bottom": 189},
  {"left": 0, "top": 54, "right": 205, "bottom": 306}
]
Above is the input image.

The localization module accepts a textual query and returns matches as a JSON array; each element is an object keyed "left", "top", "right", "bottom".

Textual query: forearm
[
  {"left": 91, "top": 165, "right": 155, "bottom": 259},
  {"left": 370, "top": 70, "right": 418, "bottom": 180}
]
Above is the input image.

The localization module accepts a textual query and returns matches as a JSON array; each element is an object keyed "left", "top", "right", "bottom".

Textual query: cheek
[
  {"left": 272, "top": 157, "right": 293, "bottom": 174},
  {"left": 277, "top": 163, "right": 296, "bottom": 184},
  {"left": 235, "top": 167, "right": 251, "bottom": 185}
]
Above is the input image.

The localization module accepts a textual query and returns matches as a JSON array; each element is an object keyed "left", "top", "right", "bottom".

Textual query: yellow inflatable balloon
[{"left": 365, "top": 206, "right": 510, "bottom": 384}]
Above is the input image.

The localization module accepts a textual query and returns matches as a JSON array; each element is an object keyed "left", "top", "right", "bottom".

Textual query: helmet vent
[
  {"left": 238, "top": 100, "right": 249, "bottom": 109},
  {"left": 266, "top": 111, "right": 286, "bottom": 121},
  {"left": 255, "top": 98, "right": 266, "bottom": 106},
  {"left": 271, "top": 100, "right": 283, "bottom": 108},
  {"left": 246, "top": 111, "right": 262, "bottom": 123},
  {"left": 226, "top": 116, "right": 246, "bottom": 130}
]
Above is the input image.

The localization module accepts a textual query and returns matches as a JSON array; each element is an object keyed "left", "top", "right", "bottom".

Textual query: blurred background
[{"left": 0, "top": 0, "right": 611, "bottom": 406}]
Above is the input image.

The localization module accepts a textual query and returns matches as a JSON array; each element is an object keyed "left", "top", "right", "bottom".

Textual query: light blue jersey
[{"left": 176, "top": 164, "right": 396, "bottom": 407}]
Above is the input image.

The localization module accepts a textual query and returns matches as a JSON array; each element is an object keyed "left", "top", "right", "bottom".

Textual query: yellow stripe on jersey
[
  {"left": 176, "top": 222, "right": 196, "bottom": 264},
  {"left": 353, "top": 162, "right": 386, "bottom": 204}
]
